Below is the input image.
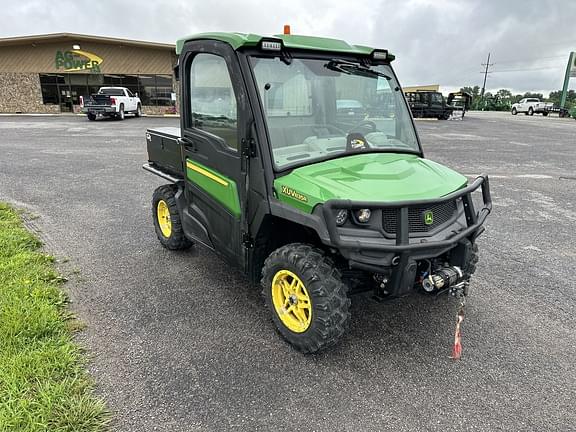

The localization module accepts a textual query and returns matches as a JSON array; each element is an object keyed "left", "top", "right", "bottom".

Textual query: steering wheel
[{"left": 348, "top": 120, "right": 378, "bottom": 134}]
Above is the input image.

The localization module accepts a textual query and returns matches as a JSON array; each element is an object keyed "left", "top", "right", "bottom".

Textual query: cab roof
[{"left": 175, "top": 32, "right": 394, "bottom": 60}]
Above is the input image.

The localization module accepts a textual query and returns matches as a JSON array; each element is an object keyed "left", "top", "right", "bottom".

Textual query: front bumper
[
  {"left": 322, "top": 174, "right": 491, "bottom": 268},
  {"left": 322, "top": 175, "right": 491, "bottom": 296}
]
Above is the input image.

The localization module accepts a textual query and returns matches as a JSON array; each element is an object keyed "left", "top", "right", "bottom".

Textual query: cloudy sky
[{"left": 2, "top": 0, "right": 575, "bottom": 95}]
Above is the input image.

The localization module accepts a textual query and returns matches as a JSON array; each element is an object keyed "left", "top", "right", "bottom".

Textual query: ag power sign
[{"left": 55, "top": 49, "right": 103, "bottom": 73}]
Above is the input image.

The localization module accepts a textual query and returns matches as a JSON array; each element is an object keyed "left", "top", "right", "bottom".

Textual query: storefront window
[
  {"left": 155, "top": 75, "right": 173, "bottom": 106},
  {"left": 138, "top": 75, "right": 156, "bottom": 106},
  {"left": 40, "top": 84, "right": 59, "bottom": 105},
  {"left": 123, "top": 75, "right": 140, "bottom": 98},
  {"left": 39, "top": 73, "right": 176, "bottom": 109}
]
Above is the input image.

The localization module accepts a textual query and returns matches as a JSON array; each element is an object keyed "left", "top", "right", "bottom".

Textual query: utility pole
[
  {"left": 479, "top": 53, "right": 494, "bottom": 110},
  {"left": 480, "top": 52, "right": 493, "bottom": 98}
]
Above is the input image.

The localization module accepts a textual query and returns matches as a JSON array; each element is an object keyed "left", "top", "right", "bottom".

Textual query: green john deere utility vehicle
[{"left": 144, "top": 31, "right": 492, "bottom": 353}]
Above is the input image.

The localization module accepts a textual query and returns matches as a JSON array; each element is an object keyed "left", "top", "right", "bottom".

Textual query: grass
[{"left": 0, "top": 203, "right": 109, "bottom": 431}]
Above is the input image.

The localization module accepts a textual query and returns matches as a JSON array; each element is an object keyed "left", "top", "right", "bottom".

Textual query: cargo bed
[{"left": 144, "top": 127, "right": 184, "bottom": 181}]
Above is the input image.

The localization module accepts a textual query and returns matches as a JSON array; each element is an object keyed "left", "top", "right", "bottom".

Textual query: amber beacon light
[{"left": 283, "top": 24, "right": 291, "bottom": 35}]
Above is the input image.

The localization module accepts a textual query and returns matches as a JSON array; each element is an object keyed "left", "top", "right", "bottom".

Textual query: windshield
[{"left": 250, "top": 57, "right": 419, "bottom": 170}]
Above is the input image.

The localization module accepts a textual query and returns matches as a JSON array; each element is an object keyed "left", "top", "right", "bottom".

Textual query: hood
[{"left": 274, "top": 153, "right": 468, "bottom": 213}]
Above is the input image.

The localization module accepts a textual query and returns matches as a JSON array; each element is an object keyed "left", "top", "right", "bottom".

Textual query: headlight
[
  {"left": 335, "top": 209, "right": 348, "bottom": 226},
  {"left": 356, "top": 209, "right": 371, "bottom": 223}
]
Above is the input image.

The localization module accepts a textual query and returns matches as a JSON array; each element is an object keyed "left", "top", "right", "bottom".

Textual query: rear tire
[
  {"left": 152, "top": 185, "right": 193, "bottom": 250},
  {"left": 542, "top": 111, "right": 548, "bottom": 117},
  {"left": 87, "top": 113, "right": 96, "bottom": 121},
  {"left": 528, "top": 107, "right": 534, "bottom": 116},
  {"left": 261, "top": 243, "right": 351, "bottom": 353},
  {"left": 117, "top": 104, "right": 125, "bottom": 120}
]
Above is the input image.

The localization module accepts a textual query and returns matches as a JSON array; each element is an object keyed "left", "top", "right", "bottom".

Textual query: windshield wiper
[{"left": 324, "top": 60, "right": 392, "bottom": 80}]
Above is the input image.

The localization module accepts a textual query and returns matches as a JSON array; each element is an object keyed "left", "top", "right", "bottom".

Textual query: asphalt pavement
[{"left": 0, "top": 111, "right": 575, "bottom": 431}]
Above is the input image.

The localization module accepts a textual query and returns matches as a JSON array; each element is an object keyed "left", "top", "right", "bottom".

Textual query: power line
[
  {"left": 494, "top": 54, "right": 567, "bottom": 65},
  {"left": 492, "top": 66, "right": 564, "bottom": 73}
]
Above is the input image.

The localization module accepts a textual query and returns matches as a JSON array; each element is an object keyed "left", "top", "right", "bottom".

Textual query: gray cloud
[{"left": 1, "top": 0, "right": 574, "bottom": 94}]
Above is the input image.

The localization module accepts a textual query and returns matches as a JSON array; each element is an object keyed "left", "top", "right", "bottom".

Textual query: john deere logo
[
  {"left": 423, "top": 210, "right": 434, "bottom": 225},
  {"left": 55, "top": 50, "right": 103, "bottom": 73}
]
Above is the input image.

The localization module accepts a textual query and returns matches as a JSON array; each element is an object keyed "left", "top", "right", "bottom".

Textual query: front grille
[{"left": 382, "top": 201, "right": 458, "bottom": 235}]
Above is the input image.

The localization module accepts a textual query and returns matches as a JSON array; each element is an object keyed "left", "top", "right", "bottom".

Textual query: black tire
[
  {"left": 542, "top": 111, "right": 548, "bottom": 117},
  {"left": 511, "top": 107, "right": 517, "bottom": 115},
  {"left": 152, "top": 184, "right": 193, "bottom": 250},
  {"left": 528, "top": 107, "right": 534, "bottom": 116},
  {"left": 87, "top": 113, "right": 96, "bottom": 121},
  {"left": 135, "top": 103, "right": 142, "bottom": 117},
  {"left": 463, "top": 242, "right": 479, "bottom": 278},
  {"left": 261, "top": 243, "right": 351, "bottom": 353},
  {"left": 117, "top": 104, "right": 125, "bottom": 120}
]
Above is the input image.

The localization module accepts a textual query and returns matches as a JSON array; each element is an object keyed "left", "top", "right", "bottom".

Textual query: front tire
[
  {"left": 261, "top": 243, "right": 351, "bottom": 353},
  {"left": 135, "top": 103, "right": 142, "bottom": 117},
  {"left": 152, "top": 185, "right": 193, "bottom": 250},
  {"left": 87, "top": 113, "right": 96, "bottom": 121},
  {"left": 511, "top": 107, "right": 517, "bottom": 115}
]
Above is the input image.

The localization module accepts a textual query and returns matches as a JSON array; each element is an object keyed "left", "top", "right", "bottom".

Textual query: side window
[
  {"left": 189, "top": 53, "right": 238, "bottom": 151},
  {"left": 431, "top": 93, "right": 443, "bottom": 103},
  {"left": 126, "top": 89, "right": 134, "bottom": 97}
]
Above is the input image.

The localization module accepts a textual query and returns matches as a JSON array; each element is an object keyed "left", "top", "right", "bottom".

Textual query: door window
[
  {"left": 431, "top": 93, "right": 443, "bottom": 104},
  {"left": 189, "top": 53, "right": 238, "bottom": 150}
]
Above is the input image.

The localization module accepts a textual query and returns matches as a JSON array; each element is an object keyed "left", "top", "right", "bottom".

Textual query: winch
[{"left": 422, "top": 266, "right": 464, "bottom": 292}]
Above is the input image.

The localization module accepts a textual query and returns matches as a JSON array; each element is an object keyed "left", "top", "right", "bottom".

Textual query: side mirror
[{"left": 135, "top": 92, "right": 138, "bottom": 97}]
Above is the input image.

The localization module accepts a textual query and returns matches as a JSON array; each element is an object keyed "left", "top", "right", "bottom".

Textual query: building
[
  {"left": 0, "top": 33, "right": 178, "bottom": 114},
  {"left": 402, "top": 84, "right": 440, "bottom": 93}
]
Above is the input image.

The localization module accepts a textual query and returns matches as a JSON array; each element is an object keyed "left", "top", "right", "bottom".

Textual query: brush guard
[{"left": 322, "top": 174, "right": 492, "bottom": 297}]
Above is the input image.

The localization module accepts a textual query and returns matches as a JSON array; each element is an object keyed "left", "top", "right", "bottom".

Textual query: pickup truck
[
  {"left": 511, "top": 98, "right": 553, "bottom": 116},
  {"left": 82, "top": 87, "right": 142, "bottom": 121}
]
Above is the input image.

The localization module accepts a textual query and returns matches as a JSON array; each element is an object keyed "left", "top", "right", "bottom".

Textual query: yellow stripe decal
[{"left": 186, "top": 161, "right": 229, "bottom": 187}]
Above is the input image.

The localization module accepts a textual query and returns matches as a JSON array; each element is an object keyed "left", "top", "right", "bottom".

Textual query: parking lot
[{"left": 0, "top": 111, "right": 575, "bottom": 431}]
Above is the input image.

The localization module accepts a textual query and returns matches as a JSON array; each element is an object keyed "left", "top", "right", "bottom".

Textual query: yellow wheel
[
  {"left": 262, "top": 243, "right": 350, "bottom": 353},
  {"left": 271, "top": 270, "right": 312, "bottom": 333},
  {"left": 157, "top": 199, "right": 172, "bottom": 238},
  {"left": 152, "top": 185, "right": 193, "bottom": 250}
]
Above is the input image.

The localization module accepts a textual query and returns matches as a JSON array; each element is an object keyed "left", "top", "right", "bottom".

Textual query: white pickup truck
[
  {"left": 82, "top": 87, "right": 142, "bottom": 121},
  {"left": 511, "top": 98, "right": 553, "bottom": 116}
]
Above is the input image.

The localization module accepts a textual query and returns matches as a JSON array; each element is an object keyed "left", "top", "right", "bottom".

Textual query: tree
[
  {"left": 523, "top": 92, "right": 544, "bottom": 100},
  {"left": 460, "top": 86, "right": 481, "bottom": 109},
  {"left": 548, "top": 89, "right": 576, "bottom": 108},
  {"left": 496, "top": 89, "right": 513, "bottom": 101}
]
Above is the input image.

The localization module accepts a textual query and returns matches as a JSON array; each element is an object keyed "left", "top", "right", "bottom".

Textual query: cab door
[
  {"left": 430, "top": 92, "right": 444, "bottom": 117},
  {"left": 179, "top": 40, "right": 249, "bottom": 267},
  {"left": 125, "top": 89, "right": 137, "bottom": 111}
]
